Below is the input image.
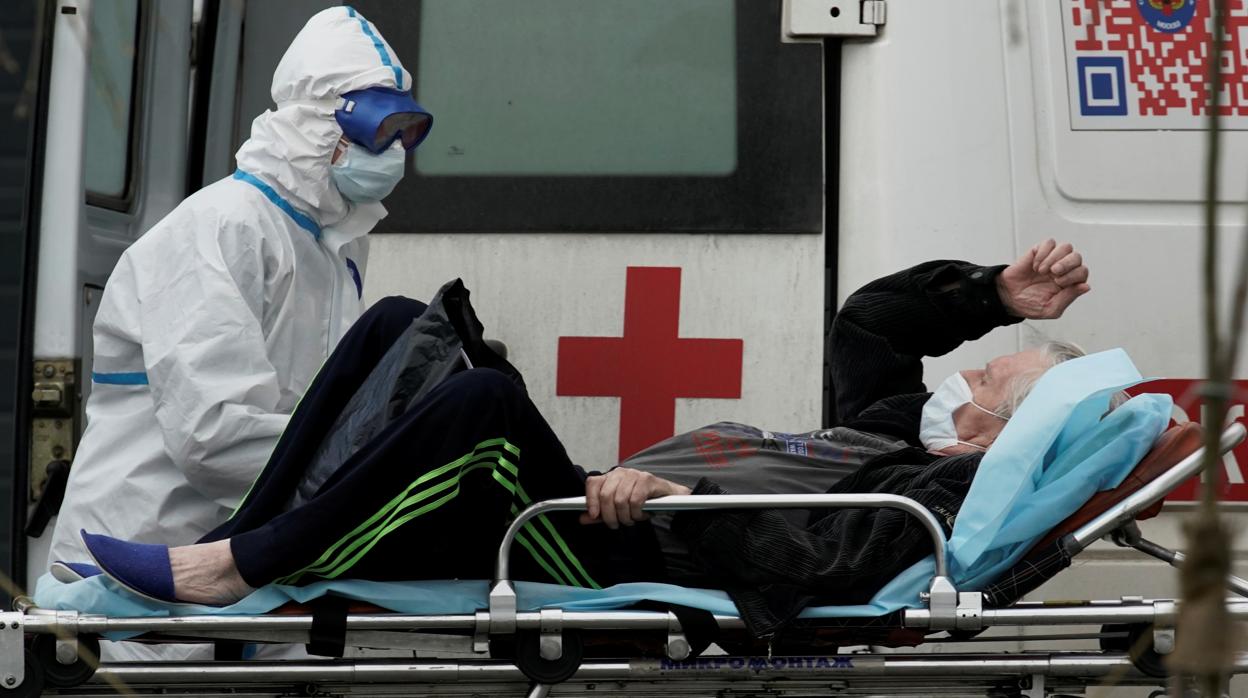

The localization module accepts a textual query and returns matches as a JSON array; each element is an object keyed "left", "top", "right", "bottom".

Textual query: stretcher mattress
[{"left": 34, "top": 349, "right": 1171, "bottom": 623}]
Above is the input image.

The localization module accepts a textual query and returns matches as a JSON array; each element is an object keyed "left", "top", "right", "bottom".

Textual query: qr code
[{"left": 1067, "top": 0, "right": 1248, "bottom": 127}]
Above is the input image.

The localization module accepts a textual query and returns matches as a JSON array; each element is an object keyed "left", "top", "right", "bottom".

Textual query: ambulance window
[
  {"left": 354, "top": 0, "right": 822, "bottom": 233},
  {"left": 414, "top": 1, "right": 736, "bottom": 177},
  {"left": 84, "top": 0, "right": 142, "bottom": 207}
]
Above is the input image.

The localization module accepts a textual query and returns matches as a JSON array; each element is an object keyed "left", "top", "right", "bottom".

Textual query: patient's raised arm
[
  {"left": 995, "top": 239, "right": 1091, "bottom": 320},
  {"left": 826, "top": 260, "right": 1020, "bottom": 425}
]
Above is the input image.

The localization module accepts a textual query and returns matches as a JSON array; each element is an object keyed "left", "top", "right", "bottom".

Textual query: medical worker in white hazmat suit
[{"left": 47, "top": 7, "right": 430, "bottom": 658}]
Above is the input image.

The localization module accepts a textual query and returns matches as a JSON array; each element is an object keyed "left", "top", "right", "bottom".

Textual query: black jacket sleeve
[
  {"left": 672, "top": 449, "right": 980, "bottom": 636},
  {"left": 827, "top": 261, "right": 1022, "bottom": 426}
]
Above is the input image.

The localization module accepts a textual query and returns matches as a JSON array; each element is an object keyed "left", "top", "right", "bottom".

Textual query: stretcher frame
[{"left": 5, "top": 422, "right": 1246, "bottom": 697}]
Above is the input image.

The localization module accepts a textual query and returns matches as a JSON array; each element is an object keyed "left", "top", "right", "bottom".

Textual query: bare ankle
[{"left": 169, "top": 540, "right": 253, "bottom": 605}]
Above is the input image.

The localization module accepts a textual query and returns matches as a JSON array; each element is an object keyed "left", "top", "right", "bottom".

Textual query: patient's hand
[
  {"left": 996, "top": 239, "right": 1091, "bottom": 320},
  {"left": 581, "top": 468, "right": 691, "bottom": 529}
]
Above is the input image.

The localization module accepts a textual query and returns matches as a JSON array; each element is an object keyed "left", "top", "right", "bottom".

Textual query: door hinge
[
  {"left": 29, "top": 359, "right": 79, "bottom": 501},
  {"left": 783, "top": 0, "right": 886, "bottom": 40}
]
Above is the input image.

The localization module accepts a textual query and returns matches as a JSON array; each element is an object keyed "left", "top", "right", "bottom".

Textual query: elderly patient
[{"left": 78, "top": 240, "right": 1090, "bottom": 636}]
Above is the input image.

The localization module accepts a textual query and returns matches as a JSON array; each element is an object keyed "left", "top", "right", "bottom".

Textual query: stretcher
[{"left": 5, "top": 417, "right": 1246, "bottom": 697}]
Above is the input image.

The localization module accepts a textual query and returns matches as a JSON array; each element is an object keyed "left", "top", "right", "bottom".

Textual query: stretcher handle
[{"left": 495, "top": 493, "right": 951, "bottom": 583}]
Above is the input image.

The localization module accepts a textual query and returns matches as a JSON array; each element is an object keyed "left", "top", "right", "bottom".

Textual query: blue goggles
[{"left": 334, "top": 86, "right": 433, "bottom": 155}]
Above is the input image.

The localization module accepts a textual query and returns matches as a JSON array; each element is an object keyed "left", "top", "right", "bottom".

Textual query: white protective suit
[{"left": 49, "top": 7, "right": 411, "bottom": 586}]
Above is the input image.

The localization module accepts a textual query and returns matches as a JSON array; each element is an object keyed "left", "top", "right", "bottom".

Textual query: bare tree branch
[{"left": 1169, "top": 1, "right": 1239, "bottom": 695}]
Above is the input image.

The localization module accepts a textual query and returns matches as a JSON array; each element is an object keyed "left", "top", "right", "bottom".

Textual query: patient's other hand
[
  {"left": 581, "top": 468, "right": 691, "bottom": 529},
  {"left": 996, "top": 239, "right": 1091, "bottom": 320}
]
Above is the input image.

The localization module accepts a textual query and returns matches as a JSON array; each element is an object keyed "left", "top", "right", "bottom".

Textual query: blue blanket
[{"left": 35, "top": 349, "right": 1172, "bottom": 621}]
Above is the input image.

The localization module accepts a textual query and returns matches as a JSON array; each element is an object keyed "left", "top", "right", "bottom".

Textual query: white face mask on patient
[{"left": 919, "top": 372, "right": 1009, "bottom": 453}]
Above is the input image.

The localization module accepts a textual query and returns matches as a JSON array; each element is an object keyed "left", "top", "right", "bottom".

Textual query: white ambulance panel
[{"left": 366, "top": 233, "right": 824, "bottom": 469}]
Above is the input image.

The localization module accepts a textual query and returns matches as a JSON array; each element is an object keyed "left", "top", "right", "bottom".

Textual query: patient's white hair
[{"left": 995, "top": 339, "right": 1131, "bottom": 419}]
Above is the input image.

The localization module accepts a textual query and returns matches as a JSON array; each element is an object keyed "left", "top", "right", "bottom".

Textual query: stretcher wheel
[
  {"left": 1100, "top": 623, "right": 1167, "bottom": 678},
  {"left": 0, "top": 650, "right": 44, "bottom": 697},
  {"left": 1125, "top": 624, "right": 1168, "bottom": 679},
  {"left": 512, "top": 630, "right": 584, "bottom": 684},
  {"left": 30, "top": 633, "right": 100, "bottom": 688}
]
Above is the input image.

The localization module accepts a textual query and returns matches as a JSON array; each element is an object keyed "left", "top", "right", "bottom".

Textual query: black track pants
[{"left": 201, "top": 297, "right": 658, "bottom": 588}]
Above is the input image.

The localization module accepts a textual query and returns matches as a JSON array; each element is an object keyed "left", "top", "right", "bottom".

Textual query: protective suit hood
[{"left": 234, "top": 7, "right": 410, "bottom": 234}]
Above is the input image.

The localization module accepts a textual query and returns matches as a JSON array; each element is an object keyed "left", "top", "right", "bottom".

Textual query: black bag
[{"left": 288, "top": 279, "right": 525, "bottom": 509}]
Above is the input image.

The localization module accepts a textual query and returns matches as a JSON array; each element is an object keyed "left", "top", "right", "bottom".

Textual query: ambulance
[{"left": 1, "top": 0, "right": 1247, "bottom": 690}]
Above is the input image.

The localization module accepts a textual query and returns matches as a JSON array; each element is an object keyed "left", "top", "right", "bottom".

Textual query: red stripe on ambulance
[{"left": 1130, "top": 379, "right": 1248, "bottom": 502}]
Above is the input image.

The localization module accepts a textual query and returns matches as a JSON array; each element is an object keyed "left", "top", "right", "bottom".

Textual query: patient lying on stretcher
[{"left": 74, "top": 240, "right": 1098, "bottom": 637}]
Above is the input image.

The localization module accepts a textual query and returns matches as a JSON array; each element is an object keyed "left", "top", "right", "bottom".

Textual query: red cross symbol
[{"left": 557, "top": 267, "right": 744, "bottom": 461}]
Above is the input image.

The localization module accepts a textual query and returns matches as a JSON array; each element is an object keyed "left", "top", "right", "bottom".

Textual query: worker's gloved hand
[
  {"left": 996, "top": 238, "right": 1091, "bottom": 320},
  {"left": 580, "top": 468, "right": 692, "bottom": 529}
]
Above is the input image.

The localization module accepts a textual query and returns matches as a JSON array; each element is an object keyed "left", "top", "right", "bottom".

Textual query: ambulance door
[
  {"left": 834, "top": 0, "right": 1248, "bottom": 663},
  {"left": 349, "top": 0, "right": 857, "bottom": 468},
  {"left": 19, "top": 0, "right": 194, "bottom": 592},
  {"left": 1009, "top": 0, "right": 1248, "bottom": 609},
  {"left": 0, "top": 1, "right": 53, "bottom": 599}
]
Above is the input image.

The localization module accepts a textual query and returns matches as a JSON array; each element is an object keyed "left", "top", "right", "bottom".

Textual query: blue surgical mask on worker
[
  {"left": 919, "top": 371, "right": 1009, "bottom": 453},
  {"left": 331, "top": 140, "right": 406, "bottom": 202}
]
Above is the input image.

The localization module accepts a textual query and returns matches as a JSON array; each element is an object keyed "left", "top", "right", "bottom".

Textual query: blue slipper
[
  {"left": 80, "top": 530, "right": 177, "bottom": 603},
  {"left": 49, "top": 561, "right": 102, "bottom": 583}
]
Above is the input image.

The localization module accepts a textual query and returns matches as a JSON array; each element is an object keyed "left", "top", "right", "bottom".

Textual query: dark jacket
[{"left": 671, "top": 260, "right": 1023, "bottom": 636}]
